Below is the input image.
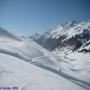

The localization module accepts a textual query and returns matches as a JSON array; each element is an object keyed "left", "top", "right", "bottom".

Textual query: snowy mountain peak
[
  {"left": 31, "top": 20, "right": 90, "bottom": 51},
  {"left": 62, "top": 20, "right": 80, "bottom": 29},
  {"left": 42, "top": 20, "right": 81, "bottom": 39}
]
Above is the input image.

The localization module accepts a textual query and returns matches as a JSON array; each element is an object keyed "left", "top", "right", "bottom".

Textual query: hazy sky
[{"left": 0, "top": 0, "right": 90, "bottom": 35}]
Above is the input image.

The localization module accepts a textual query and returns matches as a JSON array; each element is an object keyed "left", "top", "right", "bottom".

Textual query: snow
[
  {"left": 53, "top": 49, "right": 90, "bottom": 86},
  {"left": 36, "top": 20, "right": 90, "bottom": 41},
  {"left": 64, "top": 21, "right": 90, "bottom": 41},
  {"left": 66, "top": 52, "right": 90, "bottom": 82},
  {"left": 79, "top": 40, "right": 90, "bottom": 51},
  {"left": 0, "top": 53, "right": 86, "bottom": 90},
  {"left": 0, "top": 28, "right": 89, "bottom": 90},
  {"left": 0, "top": 36, "right": 61, "bottom": 70}
]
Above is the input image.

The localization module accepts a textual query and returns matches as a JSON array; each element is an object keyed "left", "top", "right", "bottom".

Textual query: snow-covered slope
[
  {"left": 0, "top": 27, "right": 61, "bottom": 70},
  {"left": 0, "top": 27, "right": 90, "bottom": 90},
  {"left": 0, "top": 53, "right": 86, "bottom": 90}
]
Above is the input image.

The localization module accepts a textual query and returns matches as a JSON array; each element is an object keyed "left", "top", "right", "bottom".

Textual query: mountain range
[
  {"left": 0, "top": 20, "right": 90, "bottom": 90},
  {"left": 31, "top": 20, "right": 90, "bottom": 52}
]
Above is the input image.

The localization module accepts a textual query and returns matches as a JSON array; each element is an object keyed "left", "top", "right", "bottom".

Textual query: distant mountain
[{"left": 31, "top": 20, "right": 90, "bottom": 51}]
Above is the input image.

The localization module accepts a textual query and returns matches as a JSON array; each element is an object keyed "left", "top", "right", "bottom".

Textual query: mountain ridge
[{"left": 31, "top": 20, "right": 90, "bottom": 51}]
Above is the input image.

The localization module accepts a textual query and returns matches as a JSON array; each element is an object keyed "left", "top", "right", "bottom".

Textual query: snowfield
[
  {"left": 0, "top": 28, "right": 90, "bottom": 90},
  {"left": 0, "top": 53, "right": 86, "bottom": 90},
  {"left": 52, "top": 47, "right": 90, "bottom": 89}
]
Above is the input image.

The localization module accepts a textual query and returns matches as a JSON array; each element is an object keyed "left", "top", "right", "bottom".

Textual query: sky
[{"left": 0, "top": 0, "right": 90, "bottom": 35}]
